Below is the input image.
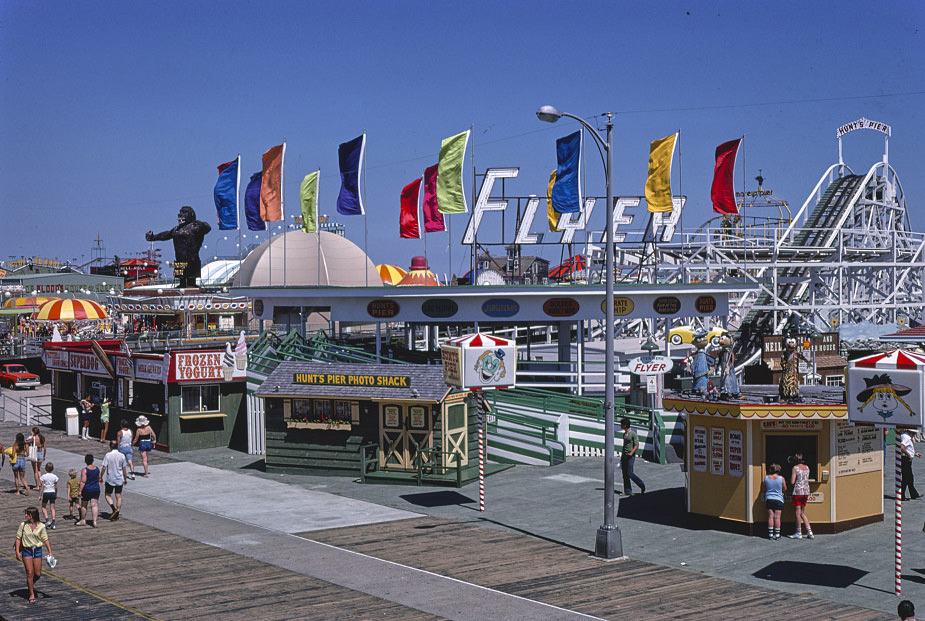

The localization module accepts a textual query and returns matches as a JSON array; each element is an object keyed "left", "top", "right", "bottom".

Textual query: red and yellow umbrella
[
  {"left": 34, "top": 299, "right": 108, "bottom": 321},
  {"left": 376, "top": 264, "right": 408, "bottom": 286},
  {"left": 397, "top": 269, "right": 442, "bottom": 286},
  {"left": 4, "top": 296, "right": 60, "bottom": 309}
]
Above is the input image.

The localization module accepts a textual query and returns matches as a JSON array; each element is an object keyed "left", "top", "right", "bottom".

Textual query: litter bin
[{"left": 66, "top": 407, "right": 79, "bottom": 436}]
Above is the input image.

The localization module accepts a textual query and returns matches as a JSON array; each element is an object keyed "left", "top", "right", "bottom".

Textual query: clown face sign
[
  {"left": 441, "top": 333, "right": 517, "bottom": 389},
  {"left": 847, "top": 351, "right": 925, "bottom": 427}
]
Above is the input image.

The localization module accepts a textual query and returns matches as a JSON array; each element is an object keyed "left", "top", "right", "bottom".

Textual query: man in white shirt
[
  {"left": 900, "top": 430, "right": 921, "bottom": 501},
  {"left": 100, "top": 440, "right": 128, "bottom": 521}
]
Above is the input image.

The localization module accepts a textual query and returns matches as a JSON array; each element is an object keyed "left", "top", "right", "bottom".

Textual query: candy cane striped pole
[
  {"left": 896, "top": 441, "right": 903, "bottom": 596},
  {"left": 477, "top": 390, "right": 485, "bottom": 512}
]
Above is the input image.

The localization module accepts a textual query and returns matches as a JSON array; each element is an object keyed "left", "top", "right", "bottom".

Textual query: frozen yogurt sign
[{"left": 173, "top": 351, "right": 223, "bottom": 382}]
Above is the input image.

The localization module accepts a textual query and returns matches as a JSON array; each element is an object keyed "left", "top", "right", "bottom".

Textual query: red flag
[
  {"left": 260, "top": 143, "right": 284, "bottom": 222},
  {"left": 400, "top": 177, "right": 423, "bottom": 239},
  {"left": 711, "top": 139, "right": 740, "bottom": 215},
  {"left": 422, "top": 164, "right": 445, "bottom": 233}
]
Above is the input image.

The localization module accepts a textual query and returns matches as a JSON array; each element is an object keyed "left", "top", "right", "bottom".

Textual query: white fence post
[{"left": 26, "top": 398, "right": 32, "bottom": 427}]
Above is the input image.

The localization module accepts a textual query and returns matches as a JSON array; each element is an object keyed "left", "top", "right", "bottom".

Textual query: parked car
[
  {"left": 0, "top": 363, "right": 40, "bottom": 389},
  {"left": 668, "top": 326, "right": 728, "bottom": 347}
]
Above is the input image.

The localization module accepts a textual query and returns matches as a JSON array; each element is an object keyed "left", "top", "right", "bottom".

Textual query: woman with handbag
[
  {"left": 15, "top": 506, "right": 54, "bottom": 603},
  {"left": 26, "top": 427, "right": 46, "bottom": 491},
  {"left": 10, "top": 433, "right": 29, "bottom": 495}
]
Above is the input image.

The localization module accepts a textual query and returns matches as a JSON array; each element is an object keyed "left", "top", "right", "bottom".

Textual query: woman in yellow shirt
[{"left": 15, "top": 506, "right": 53, "bottom": 603}]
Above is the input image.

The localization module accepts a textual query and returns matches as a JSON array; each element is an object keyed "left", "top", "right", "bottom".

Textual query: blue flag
[
  {"left": 244, "top": 172, "right": 266, "bottom": 231},
  {"left": 336, "top": 134, "right": 365, "bottom": 215},
  {"left": 552, "top": 131, "right": 582, "bottom": 213},
  {"left": 214, "top": 157, "right": 239, "bottom": 230}
]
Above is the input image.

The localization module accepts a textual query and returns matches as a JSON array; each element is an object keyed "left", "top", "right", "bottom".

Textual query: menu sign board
[
  {"left": 835, "top": 422, "right": 882, "bottom": 476},
  {"left": 711, "top": 427, "right": 725, "bottom": 475},
  {"left": 728, "top": 429, "right": 744, "bottom": 477},
  {"left": 692, "top": 426, "right": 707, "bottom": 472}
]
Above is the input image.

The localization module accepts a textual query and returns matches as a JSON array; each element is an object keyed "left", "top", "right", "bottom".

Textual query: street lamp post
[{"left": 537, "top": 106, "right": 622, "bottom": 559}]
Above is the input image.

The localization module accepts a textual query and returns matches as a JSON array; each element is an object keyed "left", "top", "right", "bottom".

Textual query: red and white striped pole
[
  {"left": 477, "top": 390, "right": 485, "bottom": 512},
  {"left": 896, "top": 441, "right": 903, "bottom": 596}
]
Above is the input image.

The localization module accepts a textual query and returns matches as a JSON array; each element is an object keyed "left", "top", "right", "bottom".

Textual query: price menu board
[{"left": 835, "top": 423, "right": 882, "bottom": 476}]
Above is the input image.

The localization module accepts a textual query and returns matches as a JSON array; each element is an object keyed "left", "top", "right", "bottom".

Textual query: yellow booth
[{"left": 663, "top": 392, "right": 883, "bottom": 535}]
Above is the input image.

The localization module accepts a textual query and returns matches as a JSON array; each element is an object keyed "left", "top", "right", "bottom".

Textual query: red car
[{"left": 0, "top": 364, "right": 40, "bottom": 389}]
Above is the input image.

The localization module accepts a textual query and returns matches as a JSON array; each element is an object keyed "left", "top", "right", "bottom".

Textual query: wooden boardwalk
[
  {"left": 307, "top": 517, "right": 893, "bottom": 620},
  {"left": 0, "top": 420, "right": 895, "bottom": 620}
]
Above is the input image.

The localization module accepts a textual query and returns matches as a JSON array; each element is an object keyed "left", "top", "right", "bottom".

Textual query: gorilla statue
[{"left": 145, "top": 206, "right": 212, "bottom": 288}]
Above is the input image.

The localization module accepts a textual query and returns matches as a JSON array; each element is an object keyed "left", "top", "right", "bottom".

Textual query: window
[
  {"left": 289, "top": 398, "right": 355, "bottom": 424},
  {"left": 181, "top": 385, "right": 220, "bottom": 413}
]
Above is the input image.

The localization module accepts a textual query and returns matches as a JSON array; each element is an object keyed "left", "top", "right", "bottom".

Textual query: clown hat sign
[{"left": 847, "top": 349, "right": 925, "bottom": 427}]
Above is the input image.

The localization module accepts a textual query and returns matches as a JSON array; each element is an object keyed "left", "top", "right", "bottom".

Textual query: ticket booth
[{"left": 662, "top": 394, "right": 884, "bottom": 535}]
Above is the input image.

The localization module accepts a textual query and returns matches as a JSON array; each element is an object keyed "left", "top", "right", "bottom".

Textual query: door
[
  {"left": 379, "top": 403, "right": 433, "bottom": 470},
  {"left": 442, "top": 401, "right": 469, "bottom": 469}
]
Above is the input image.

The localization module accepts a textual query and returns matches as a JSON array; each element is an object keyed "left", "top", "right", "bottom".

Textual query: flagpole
[
  {"left": 363, "top": 130, "right": 368, "bottom": 287},
  {"left": 676, "top": 129, "right": 682, "bottom": 259},
  {"left": 470, "top": 124, "right": 476, "bottom": 286},
  {"left": 740, "top": 134, "right": 746, "bottom": 220},
  {"left": 317, "top": 168, "right": 322, "bottom": 287},
  {"left": 235, "top": 154, "right": 242, "bottom": 262},
  {"left": 282, "top": 140, "right": 287, "bottom": 287}
]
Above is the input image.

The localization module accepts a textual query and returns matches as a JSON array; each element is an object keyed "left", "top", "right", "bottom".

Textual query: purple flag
[
  {"left": 244, "top": 172, "right": 266, "bottom": 231},
  {"left": 337, "top": 134, "right": 365, "bottom": 215}
]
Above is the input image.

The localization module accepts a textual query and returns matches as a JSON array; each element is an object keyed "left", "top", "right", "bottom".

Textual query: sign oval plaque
[
  {"left": 653, "top": 296, "right": 681, "bottom": 315},
  {"left": 601, "top": 296, "right": 635, "bottom": 316},
  {"left": 543, "top": 298, "right": 580, "bottom": 318},
  {"left": 482, "top": 298, "right": 520, "bottom": 318},
  {"left": 695, "top": 295, "right": 717, "bottom": 314},
  {"left": 367, "top": 299, "right": 400, "bottom": 319},
  {"left": 422, "top": 298, "right": 458, "bottom": 318}
]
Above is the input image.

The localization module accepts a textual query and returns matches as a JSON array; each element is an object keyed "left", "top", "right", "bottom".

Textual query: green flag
[
  {"left": 300, "top": 171, "right": 319, "bottom": 233},
  {"left": 436, "top": 130, "right": 469, "bottom": 214}
]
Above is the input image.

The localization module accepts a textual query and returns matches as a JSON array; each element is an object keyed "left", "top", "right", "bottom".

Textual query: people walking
[
  {"left": 117, "top": 419, "right": 135, "bottom": 479},
  {"left": 788, "top": 453, "right": 814, "bottom": 539},
  {"left": 15, "top": 506, "right": 54, "bottom": 604},
  {"left": 620, "top": 418, "right": 646, "bottom": 496},
  {"left": 26, "top": 426, "right": 46, "bottom": 490},
  {"left": 66, "top": 469, "right": 80, "bottom": 520},
  {"left": 10, "top": 432, "right": 29, "bottom": 495},
  {"left": 134, "top": 415, "right": 156, "bottom": 477},
  {"left": 39, "top": 462, "right": 58, "bottom": 530},
  {"left": 762, "top": 462, "right": 786, "bottom": 540},
  {"left": 901, "top": 429, "right": 921, "bottom": 501},
  {"left": 100, "top": 440, "right": 128, "bottom": 521},
  {"left": 76, "top": 454, "right": 100, "bottom": 528}
]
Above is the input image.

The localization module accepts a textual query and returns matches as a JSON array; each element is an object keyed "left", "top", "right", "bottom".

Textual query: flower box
[{"left": 286, "top": 421, "right": 352, "bottom": 431}]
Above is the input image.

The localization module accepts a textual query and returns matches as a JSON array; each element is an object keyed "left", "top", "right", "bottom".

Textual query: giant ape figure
[{"left": 145, "top": 206, "right": 212, "bottom": 288}]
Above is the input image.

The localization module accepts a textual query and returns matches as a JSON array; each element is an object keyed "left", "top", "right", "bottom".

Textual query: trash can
[{"left": 66, "top": 407, "right": 79, "bottom": 436}]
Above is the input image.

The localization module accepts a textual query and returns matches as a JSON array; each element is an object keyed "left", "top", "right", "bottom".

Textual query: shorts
[
  {"left": 766, "top": 499, "right": 783, "bottom": 511},
  {"left": 20, "top": 546, "right": 42, "bottom": 559},
  {"left": 81, "top": 488, "right": 100, "bottom": 501},
  {"left": 792, "top": 495, "right": 808, "bottom": 507},
  {"left": 80, "top": 410, "right": 91, "bottom": 422},
  {"left": 119, "top": 446, "right": 133, "bottom": 461},
  {"left": 69, "top": 495, "right": 79, "bottom": 503},
  {"left": 104, "top": 482, "right": 124, "bottom": 494},
  {"left": 101, "top": 414, "right": 109, "bottom": 423},
  {"left": 139, "top": 439, "right": 153, "bottom": 452},
  {"left": 42, "top": 492, "right": 56, "bottom": 504},
  {"left": 35, "top": 449, "right": 44, "bottom": 462},
  {"left": 12, "top": 457, "right": 26, "bottom": 472}
]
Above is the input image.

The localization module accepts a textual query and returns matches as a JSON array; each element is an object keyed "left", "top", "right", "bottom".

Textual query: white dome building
[{"left": 234, "top": 230, "right": 381, "bottom": 288}]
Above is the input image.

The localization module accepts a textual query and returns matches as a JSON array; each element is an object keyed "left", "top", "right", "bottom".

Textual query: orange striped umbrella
[
  {"left": 3, "top": 296, "right": 60, "bottom": 309},
  {"left": 376, "top": 264, "right": 408, "bottom": 286},
  {"left": 34, "top": 298, "right": 108, "bottom": 321}
]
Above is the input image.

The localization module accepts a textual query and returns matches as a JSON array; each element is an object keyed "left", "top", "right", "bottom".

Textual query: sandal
[{"left": 28, "top": 596, "right": 36, "bottom": 603}]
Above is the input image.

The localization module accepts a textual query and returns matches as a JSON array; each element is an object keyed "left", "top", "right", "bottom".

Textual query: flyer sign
[
  {"left": 711, "top": 427, "right": 725, "bottom": 475},
  {"left": 728, "top": 429, "right": 743, "bottom": 477}
]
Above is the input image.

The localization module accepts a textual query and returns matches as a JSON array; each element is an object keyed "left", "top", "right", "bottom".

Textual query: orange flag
[{"left": 260, "top": 143, "right": 285, "bottom": 222}]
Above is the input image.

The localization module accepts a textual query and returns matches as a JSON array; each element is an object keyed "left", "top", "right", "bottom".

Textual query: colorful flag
[
  {"left": 300, "top": 171, "right": 319, "bottom": 233},
  {"left": 552, "top": 131, "right": 582, "bottom": 213},
  {"left": 260, "top": 142, "right": 285, "bottom": 222},
  {"left": 337, "top": 134, "right": 365, "bottom": 215},
  {"left": 400, "top": 177, "right": 423, "bottom": 239},
  {"left": 547, "top": 170, "right": 562, "bottom": 232},
  {"left": 244, "top": 172, "right": 266, "bottom": 231},
  {"left": 422, "top": 164, "right": 445, "bottom": 232},
  {"left": 214, "top": 157, "right": 239, "bottom": 230},
  {"left": 436, "top": 130, "right": 469, "bottom": 214},
  {"left": 711, "top": 138, "right": 741, "bottom": 215},
  {"left": 645, "top": 133, "right": 678, "bottom": 213}
]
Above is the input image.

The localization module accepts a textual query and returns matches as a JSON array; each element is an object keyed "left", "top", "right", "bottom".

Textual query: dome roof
[{"left": 233, "top": 230, "right": 382, "bottom": 288}]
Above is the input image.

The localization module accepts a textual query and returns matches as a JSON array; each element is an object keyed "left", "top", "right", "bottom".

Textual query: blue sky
[{"left": 1, "top": 1, "right": 923, "bottom": 278}]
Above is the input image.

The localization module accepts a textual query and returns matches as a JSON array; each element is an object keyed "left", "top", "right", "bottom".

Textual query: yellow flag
[
  {"left": 546, "top": 170, "right": 562, "bottom": 232},
  {"left": 645, "top": 133, "right": 677, "bottom": 213}
]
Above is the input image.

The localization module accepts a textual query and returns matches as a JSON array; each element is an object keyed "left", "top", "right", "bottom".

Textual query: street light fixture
[{"left": 536, "top": 106, "right": 622, "bottom": 559}]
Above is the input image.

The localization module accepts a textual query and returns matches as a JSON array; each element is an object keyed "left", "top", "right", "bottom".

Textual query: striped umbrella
[
  {"left": 397, "top": 269, "right": 441, "bottom": 286},
  {"left": 3, "top": 296, "right": 60, "bottom": 309},
  {"left": 376, "top": 264, "right": 408, "bottom": 286},
  {"left": 34, "top": 298, "right": 108, "bottom": 321}
]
